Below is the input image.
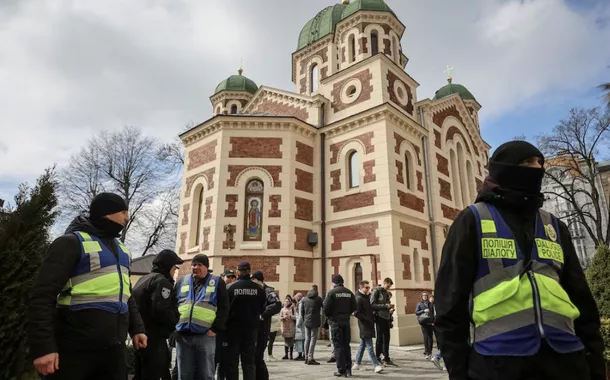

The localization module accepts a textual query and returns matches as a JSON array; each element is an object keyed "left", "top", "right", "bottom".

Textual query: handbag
[{"left": 417, "top": 312, "right": 433, "bottom": 325}]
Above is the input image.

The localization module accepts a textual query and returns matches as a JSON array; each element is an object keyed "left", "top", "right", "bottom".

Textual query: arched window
[
  {"left": 457, "top": 143, "right": 468, "bottom": 207},
  {"left": 354, "top": 263, "right": 363, "bottom": 291},
  {"left": 348, "top": 151, "right": 359, "bottom": 188},
  {"left": 466, "top": 161, "right": 476, "bottom": 202},
  {"left": 450, "top": 149, "right": 462, "bottom": 209},
  {"left": 244, "top": 179, "right": 264, "bottom": 242},
  {"left": 371, "top": 31, "right": 379, "bottom": 56},
  {"left": 310, "top": 63, "right": 319, "bottom": 93},
  {"left": 215, "top": 105, "right": 221, "bottom": 114},
  {"left": 191, "top": 185, "right": 204, "bottom": 247},
  {"left": 348, "top": 34, "right": 356, "bottom": 63},
  {"left": 230, "top": 104, "right": 238, "bottom": 114},
  {"left": 405, "top": 151, "right": 414, "bottom": 190}
]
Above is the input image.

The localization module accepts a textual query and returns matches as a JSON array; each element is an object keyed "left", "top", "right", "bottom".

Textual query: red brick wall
[
  {"left": 358, "top": 37, "right": 367, "bottom": 55},
  {"left": 331, "top": 258, "right": 341, "bottom": 276},
  {"left": 179, "top": 232, "right": 187, "bottom": 255},
  {"left": 446, "top": 126, "right": 473, "bottom": 154},
  {"left": 436, "top": 153, "right": 449, "bottom": 176},
  {"left": 227, "top": 165, "right": 282, "bottom": 187},
  {"left": 397, "top": 190, "right": 425, "bottom": 212},
  {"left": 432, "top": 105, "right": 463, "bottom": 127},
  {"left": 396, "top": 160, "right": 404, "bottom": 184},
  {"left": 329, "top": 131, "right": 374, "bottom": 164},
  {"left": 221, "top": 256, "right": 280, "bottom": 282},
  {"left": 394, "top": 132, "right": 406, "bottom": 154},
  {"left": 363, "top": 160, "right": 376, "bottom": 183},
  {"left": 295, "top": 168, "right": 314, "bottom": 193},
  {"left": 201, "top": 227, "right": 210, "bottom": 251},
  {"left": 402, "top": 254, "right": 412, "bottom": 280},
  {"left": 204, "top": 196, "right": 213, "bottom": 220},
  {"left": 331, "top": 222, "right": 379, "bottom": 251},
  {"left": 222, "top": 225, "right": 236, "bottom": 250},
  {"left": 434, "top": 130, "right": 442, "bottom": 149},
  {"left": 182, "top": 204, "right": 189, "bottom": 226},
  {"left": 185, "top": 167, "right": 215, "bottom": 196},
  {"left": 400, "top": 222, "right": 429, "bottom": 250},
  {"left": 299, "top": 47, "right": 329, "bottom": 76},
  {"left": 256, "top": 100, "right": 309, "bottom": 122},
  {"left": 387, "top": 71, "right": 414, "bottom": 115},
  {"left": 441, "top": 204, "right": 460, "bottom": 220},
  {"left": 404, "top": 289, "right": 432, "bottom": 314},
  {"left": 331, "top": 69, "right": 373, "bottom": 113},
  {"left": 422, "top": 257, "right": 431, "bottom": 281},
  {"left": 294, "top": 257, "right": 314, "bottom": 283},
  {"left": 294, "top": 227, "right": 313, "bottom": 252},
  {"left": 439, "top": 179, "right": 452, "bottom": 201},
  {"left": 268, "top": 195, "right": 281, "bottom": 218},
  {"left": 229, "top": 137, "right": 282, "bottom": 159},
  {"left": 330, "top": 169, "right": 341, "bottom": 191},
  {"left": 295, "top": 197, "right": 314, "bottom": 221},
  {"left": 296, "top": 141, "right": 314, "bottom": 167},
  {"left": 330, "top": 190, "right": 376, "bottom": 212},
  {"left": 225, "top": 194, "right": 238, "bottom": 217},
  {"left": 268, "top": 225, "right": 281, "bottom": 249},
  {"left": 187, "top": 139, "right": 217, "bottom": 170}
]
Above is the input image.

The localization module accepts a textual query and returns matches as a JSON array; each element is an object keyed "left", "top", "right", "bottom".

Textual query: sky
[{"left": 1, "top": 0, "right": 609, "bottom": 204}]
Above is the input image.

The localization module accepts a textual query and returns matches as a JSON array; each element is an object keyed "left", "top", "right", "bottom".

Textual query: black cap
[
  {"left": 332, "top": 274, "right": 344, "bottom": 284},
  {"left": 251, "top": 270, "right": 264, "bottom": 282},
  {"left": 237, "top": 261, "right": 251, "bottom": 271},
  {"left": 90, "top": 193, "right": 128, "bottom": 220},
  {"left": 490, "top": 141, "right": 544, "bottom": 166},
  {"left": 192, "top": 254, "right": 210, "bottom": 268},
  {"left": 222, "top": 269, "right": 236, "bottom": 277}
]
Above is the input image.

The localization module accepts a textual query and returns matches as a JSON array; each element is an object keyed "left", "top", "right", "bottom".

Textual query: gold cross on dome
[{"left": 444, "top": 64, "right": 454, "bottom": 81}]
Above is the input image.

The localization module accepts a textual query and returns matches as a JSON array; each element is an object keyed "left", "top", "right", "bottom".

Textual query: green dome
[
  {"left": 341, "top": 0, "right": 396, "bottom": 20},
  {"left": 297, "top": 4, "right": 347, "bottom": 50},
  {"left": 433, "top": 79, "right": 476, "bottom": 101},
  {"left": 214, "top": 71, "right": 258, "bottom": 95}
]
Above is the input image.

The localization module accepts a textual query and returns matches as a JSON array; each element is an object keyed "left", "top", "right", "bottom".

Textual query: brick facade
[
  {"left": 294, "top": 257, "right": 314, "bottom": 283},
  {"left": 363, "top": 160, "right": 376, "bottom": 183},
  {"left": 267, "top": 225, "right": 281, "bottom": 249},
  {"left": 422, "top": 257, "right": 431, "bottom": 281},
  {"left": 434, "top": 130, "right": 442, "bottom": 149},
  {"left": 404, "top": 289, "right": 432, "bottom": 314},
  {"left": 295, "top": 141, "right": 314, "bottom": 167},
  {"left": 331, "top": 222, "right": 379, "bottom": 251},
  {"left": 294, "top": 227, "right": 313, "bottom": 252},
  {"left": 295, "top": 168, "right": 314, "bottom": 193},
  {"left": 330, "top": 190, "right": 376, "bottom": 212},
  {"left": 181, "top": 204, "right": 189, "bottom": 226},
  {"left": 330, "top": 169, "right": 341, "bottom": 191},
  {"left": 436, "top": 153, "right": 449, "bottom": 176},
  {"left": 225, "top": 194, "right": 238, "bottom": 217},
  {"left": 432, "top": 105, "right": 464, "bottom": 127},
  {"left": 439, "top": 179, "right": 452, "bottom": 201},
  {"left": 396, "top": 160, "right": 404, "bottom": 184},
  {"left": 185, "top": 167, "right": 216, "bottom": 196},
  {"left": 187, "top": 139, "right": 217, "bottom": 170},
  {"left": 295, "top": 197, "right": 314, "bottom": 221},
  {"left": 402, "top": 254, "right": 412, "bottom": 280},
  {"left": 331, "top": 69, "right": 374, "bottom": 113},
  {"left": 229, "top": 137, "right": 282, "bottom": 159},
  {"left": 179, "top": 232, "right": 187, "bottom": 255},
  {"left": 330, "top": 131, "right": 374, "bottom": 164},
  {"left": 204, "top": 196, "right": 213, "bottom": 220},
  {"left": 446, "top": 126, "right": 473, "bottom": 154},
  {"left": 397, "top": 190, "right": 425, "bottom": 212},
  {"left": 201, "top": 227, "right": 210, "bottom": 251},
  {"left": 227, "top": 165, "right": 282, "bottom": 187},
  {"left": 441, "top": 204, "right": 460, "bottom": 220},
  {"left": 222, "top": 225, "right": 236, "bottom": 250},
  {"left": 399, "top": 222, "right": 429, "bottom": 250},
  {"left": 256, "top": 100, "right": 309, "bottom": 122},
  {"left": 386, "top": 70, "right": 414, "bottom": 115},
  {"left": 222, "top": 256, "right": 280, "bottom": 282},
  {"left": 268, "top": 195, "right": 281, "bottom": 218}
]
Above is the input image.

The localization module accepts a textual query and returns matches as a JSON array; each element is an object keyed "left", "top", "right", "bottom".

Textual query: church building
[{"left": 176, "top": 0, "right": 490, "bottom": 344}]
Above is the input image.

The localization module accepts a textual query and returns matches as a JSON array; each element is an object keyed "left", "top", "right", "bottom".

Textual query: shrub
[{"left": 587, "top": 243, "right": 610, "bottom": 319}]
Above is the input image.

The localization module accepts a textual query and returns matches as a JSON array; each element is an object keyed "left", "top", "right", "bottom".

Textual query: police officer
[
  {"left": 323, "top": 274, "right": 357, "bottom": 377},
  {"left": 132, "top": 249, "right": 184, "bottom": 380},
  {"left": 226, "top": 262, "right": 267, "bottom": 380},
  {"left": 27, "top": 192, "right": 147, "bottom": 379},
  {"left": 251, "top": 270, "right": 281, "bottom": 380},
  {"left": 434, "top": 141, "right": 605, "bottom": 380},
  {"left": 215, "top": 269, "right": 237, "bottom": 380}
]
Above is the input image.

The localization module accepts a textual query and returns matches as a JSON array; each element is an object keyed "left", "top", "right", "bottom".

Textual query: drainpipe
[
  {"left": 419, "top": 105, "right": 439, "bottom": 281},
  {"left": 319, "top": 103, "right": 327, "bottom": 296}
]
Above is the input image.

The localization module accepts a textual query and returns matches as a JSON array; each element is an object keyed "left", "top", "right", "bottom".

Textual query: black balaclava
[
  {"left": 88, "top": 193, "right": 128, "bottom": 237},
  {"left": 488, "top": 141, "right": 546, "bottom": 196}
]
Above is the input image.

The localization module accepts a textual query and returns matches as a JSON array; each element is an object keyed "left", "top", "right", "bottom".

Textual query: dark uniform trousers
[
  {"left": 226, "top": 328, "right": 258, "bottom": 380},
  {"left": 374, "top": 317, "right": 391, "bottom": 361},
  {"left": 134, "top": 338, "right": 171, "bottom": 380},
  {"left": 215, "top": 330, "right": 229, "bottom": 380},
  {"left": 45, "top": 345, "right": 126, "bottom": 380},
  {"left": 255, "top": 318, "right": 271, "bottom": 380},
  {"left": 330, "top": 324, "right": 352, "bottom": 374}
]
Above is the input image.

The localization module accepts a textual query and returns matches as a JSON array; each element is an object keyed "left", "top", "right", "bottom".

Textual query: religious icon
[
  {"left": 247, "top": 198, "right": 261, "bottom": 236},
  {"left": 244, "top": 179, "right": 264, "bottom": 241}
]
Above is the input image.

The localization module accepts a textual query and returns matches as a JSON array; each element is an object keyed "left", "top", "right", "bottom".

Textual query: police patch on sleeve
[{"left": 162, "top": 287, "right": 171, "bottom": 299}]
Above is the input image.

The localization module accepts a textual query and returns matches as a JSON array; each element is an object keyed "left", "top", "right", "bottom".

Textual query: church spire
[{"left": 444, "top": 64, "right": 454, "bottom": 84}]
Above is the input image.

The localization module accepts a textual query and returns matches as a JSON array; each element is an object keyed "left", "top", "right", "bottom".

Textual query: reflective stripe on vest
[
  {"left": 470, "top": 202, "right": 583, "bottom": 355},
  {"left": 57, "top": 231, "right": 131, "bottom": 313},
  {"left": 176, "top": 274, "right": 219, "bottom": 333}
]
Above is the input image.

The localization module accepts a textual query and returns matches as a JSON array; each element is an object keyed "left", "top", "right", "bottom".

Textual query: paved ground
[{"left": 266, "top": 343, "right": 448, "bottom": 379}]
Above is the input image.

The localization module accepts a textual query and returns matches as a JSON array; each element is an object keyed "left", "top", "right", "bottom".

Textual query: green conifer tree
[
  {"left": 587, "top": 243, "right": 610, "bottom": 319},
  {"left": 0, "top": 169, "right": 58, "bottom": 380}
]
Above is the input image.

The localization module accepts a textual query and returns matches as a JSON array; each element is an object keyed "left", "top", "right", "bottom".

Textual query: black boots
[
  {"left": 289, "top": 346, "right": 294, "bottom": 360},
  {"left": 282, "top": 346, "right": 289, "bottom": 360}
]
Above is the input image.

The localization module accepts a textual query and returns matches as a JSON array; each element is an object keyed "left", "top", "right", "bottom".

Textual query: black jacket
[
  {"left": 370, "top": 285, "right": 391, "bottom": 320},
  {"left": 415, "top": 301, "right": 433, "bottom": 325},
  {"left": 27, "top": 216, "right": 145, "bottom": 358},
  {"left": 434, "top": 187, "right": 605, "bottom": 380},
  {"left": 301, "top": 290, "right": 323, "bottom": 328},
  {"left": 323, "top": 284, "right": 357, "bottom": 327},
  {"left": 226, "top": 275, "right": 266, "bottom": 329},
  {"left": 132, "top": 257, "right": 180, "bottom": 339},
  {"left": 260, "top": 284, "right": 281, "bottom": 320},
  {"left": 354, "top": 291, "right": 375, "bottom": 339}
]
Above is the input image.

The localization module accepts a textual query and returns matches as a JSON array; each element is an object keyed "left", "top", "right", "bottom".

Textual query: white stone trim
[
  {"left": 233, "top": 166, "right": 276, "bottom": 189},
  {"left": 340, "top": 78, "right": 362, "bottom": 104},
  {"left": 393, "top": 80, "right": 409, "bottom": 106}
]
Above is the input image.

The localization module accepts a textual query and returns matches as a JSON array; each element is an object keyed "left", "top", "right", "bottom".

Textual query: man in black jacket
[
  {"left": 353, "top": 280, "right": 384, "bottom": 373},
  {"left": 370, "top": 278, "right": 395, "bottom": 366},
  {"left": 434, "top": 141, "right": 605, "bottom": 380},
  {"left": 301, "top": 285, "right": 323, "bottom": 365},
  {"left": 226, "top": 262, "right": 267, "bottom": 380},
  {"left": 27, "top": 193, "right": 147, "bottom": 380},
  {"left": 132, "top": 249, "right": 184, "bottom": 380},
  {"left": 323, "top": 274, "right": 357, "bottom": 377},
  {"left": 250, "top": 270, "right": 281, "bottom": 380}
]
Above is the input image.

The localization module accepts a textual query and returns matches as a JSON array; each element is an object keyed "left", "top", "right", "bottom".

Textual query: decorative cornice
[
  {"left": 181, "top": 117, "right": 317, "bottom": 147},
  {"left": 242, "top": 87, "right": 319, "bottom": 114},
  {"left": 210, "top": 91, "right": 253, "bottom": 105},
  {"left": 334, "top": 12, "right": 405, "bottom": 45},
  {"left": 430, "top": 95, "right": 488, "bottom": 157}
]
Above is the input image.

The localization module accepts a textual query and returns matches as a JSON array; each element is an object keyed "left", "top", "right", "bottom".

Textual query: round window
[
  {"left": 347, "top": 85, "right": 357, "bottom": 97},
  {"left": 393, "top": 80, "right": 410, "bottom": 106},
  {"left": 340, "top": 79, "right": 362, "bottom": 105}
]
